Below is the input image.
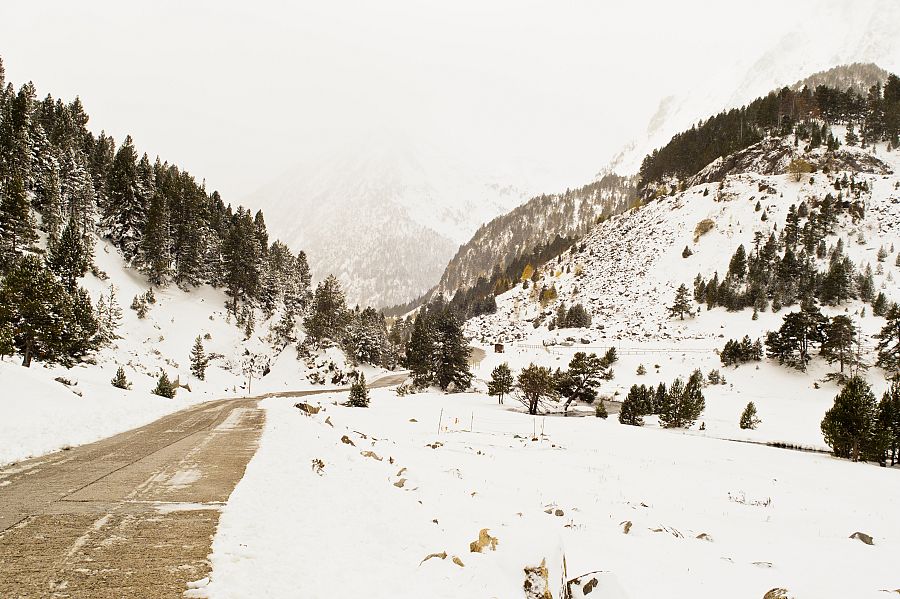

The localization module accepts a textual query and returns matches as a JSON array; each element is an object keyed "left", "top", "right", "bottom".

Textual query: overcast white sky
[{"left": 0, "top": 1, "right": 819, "bottom": 198}]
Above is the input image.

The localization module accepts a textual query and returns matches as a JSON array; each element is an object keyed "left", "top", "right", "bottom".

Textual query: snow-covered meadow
[{"left": 207, "top": 387, "right": 900, "bottom": 598}]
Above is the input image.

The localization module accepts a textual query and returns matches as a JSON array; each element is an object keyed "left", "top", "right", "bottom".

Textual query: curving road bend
[{"left": 0, "top": 374, "right": 406, "bottom": 598}]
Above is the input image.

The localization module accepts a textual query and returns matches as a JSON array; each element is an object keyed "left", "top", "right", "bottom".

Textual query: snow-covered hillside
[
  {"left": 462, "top": 135, "right": 900, "bottom": 448},
  {"left": 0, "top": 234, "right": 383, "bottom": 467}
]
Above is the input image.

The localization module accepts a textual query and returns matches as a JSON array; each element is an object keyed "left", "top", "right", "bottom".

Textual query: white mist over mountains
[{"left": 2, "top": 0, "right": 899, "bottom": 305}]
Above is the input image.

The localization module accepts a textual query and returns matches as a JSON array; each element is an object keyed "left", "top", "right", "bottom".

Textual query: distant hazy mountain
[{"left": 245, "top": 135, "right": 557, "bottom": 307}]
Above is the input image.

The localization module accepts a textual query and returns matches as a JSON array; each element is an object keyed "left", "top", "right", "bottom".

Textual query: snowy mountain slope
[
  {"left": 246, "top": 136, "right": 553, "bottom": 307},
  {"left": 435, "top": 174, "right": 637, "bottom": 296},
  {"left": 470, "top": 136, "right": 900, "bottom": 344},
  {"left": 462, "top": 135, "right": 900, "bottom": 450},
  {"left": 602, "top": 0, "right": 900, "bottom": 178}
]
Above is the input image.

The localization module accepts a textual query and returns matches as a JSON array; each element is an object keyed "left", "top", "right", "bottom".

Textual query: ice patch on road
[
  {"left": 166, "top": 467, "right": 202, "bottom": 488},
  {"left": 214, "top": 408, "right": 253, "bottom": 432}
]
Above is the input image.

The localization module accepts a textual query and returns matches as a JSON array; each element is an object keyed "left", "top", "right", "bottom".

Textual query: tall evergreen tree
[
  {"left": 104, "top": 135, "right": 145, "bottom": 259},
  {"left": 0, "top": 174, "right": 37, "bottom": 264},
  {"left": 304, "top": 275, "right": 350, "bottom": 346},
  {"left": 0, "top": 255, "right": 96, "bottom": 367},
  {"left": 875, "top": 305, "right": 900, "bottom": 375},
  {"left": 821, "top": 376, "right": 877, "bottom": 461},
  {"left": 141, "top": 191, "right": 171, "bottom": 285},
  {"left": 821, "top": 315, "right": 860, "bottom": 379},
  {"left": 190, "top": 335, "right": 208, "bottom": 380},
  {"left": 668, "top": 283, "right": 693, "bottom": 320},
  {"left": 46, "top": 219, "right": 90, "bottom": 290}
]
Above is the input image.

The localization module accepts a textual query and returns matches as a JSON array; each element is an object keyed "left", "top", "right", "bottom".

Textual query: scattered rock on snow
[
  {"left": 695, "top": 533, "right": 713, "bottom": 542},
  {"left": 649, "top": 526, "right": 682, "bottom": 538},
  {"left": 849, "top": 531, "right": 874, "bottom": 545},
  {"left": 620, "top": 521, "right": 632, "bottom": 534},
  {"left": 294, "top": 402, "right": 320, "bottom": 415},
  {"left": 340, "top": 435, "right": 355, "bottom": 446},
  {"left": 524, "top": 558, "right": 553, "bottom": 599},
  {"left": 393, "top": 478, "right": 407, "bottom": 488},
  {"left": 452, "top": 556, "right": 465, "bottom": 567},
  {"left": 762, "top": 588, "right": 793, "bottom": 599},
  {"left": 469, "top": 528, "right": 499, "bottom": 553},
  {"left": 419, "top": 551, "right": 447, "bottom": 565},
  {"left": 360, "top": 451, "right": 382, "bottom": 461}
]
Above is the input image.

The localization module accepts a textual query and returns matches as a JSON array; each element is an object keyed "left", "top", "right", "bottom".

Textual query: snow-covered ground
[{"left": 206, "top": 388, "right": 900, "bottom": 598}]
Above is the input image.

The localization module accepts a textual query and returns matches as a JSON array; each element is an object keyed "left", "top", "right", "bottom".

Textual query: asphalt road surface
[{"left": 0, "top": 374, "right": 406, "bottom": 598}]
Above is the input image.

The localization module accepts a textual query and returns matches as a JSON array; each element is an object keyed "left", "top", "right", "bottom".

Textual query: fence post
[{"left": 437, "top": 408, "right": 443, "bottom": 435}]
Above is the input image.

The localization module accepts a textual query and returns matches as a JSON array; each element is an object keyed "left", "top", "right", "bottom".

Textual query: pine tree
[
  {"left": 873, "top": 381, "right": 900, "bottom": 466},
  {"left": 0, "top": 255, "right": 97, "bottom": 367},
  {"left": 821, "top": 376, "right": 877, "bottom": 461},
  {"left": 487, "top": 362, "right": 514, "bottom": 404},
  {"left": 658, "top": 371, "right": 705, "bottom": 428},
  {"left": 304, "top": 275, "right": 350, "bottom": 346},
  {"left": 141, "top": 191, "right": 171, "bottom": 285},
  {"left": 111, "top": 366, "right": 132, "bottom": 390},
  {"left": 516, "top": 364, "right": 556, "bottom": 415},
  {"left": 0, "top": 174, "right": 37, "bottom": 264},
  {"left": 739, "top": 402, "right": 761, "bottom": 429},
  {"left": 619, "top": 385, "right": 647, "bottom": 426},
  {"left": 566, "top": 303, "right": 592, "bottom": 328},
  {"left": 95, "top": 286, "right": 122, "bottom": 345},
  {"left": 765, "top": 301, "right": 828, "bottom": 371},
  {"left": 875, "top": 305, "right": 900, "bottom": 375},
  {"left": 433, "top": 309, "right": 472, "bottom": 391},
  {"left": 558, "top": 352, "right": 604, "bottom": 412},
  {"left": 47, "top": 220, "right": 90, "bottom": 290},
  {"left": 873, "top": 292, "right": 889, "bottom": 317},
  {"left": 406, "top": 310, "right": 435, "bottom": 387},
  {"left": 0, "top": 321, "right": 13, "bottom": 360},
  {"left": 821, "top": 315, "right": 859, "bottom": 379},
  {"left": 668, "top": 283, "right": 693, "bottom": 320},
  {"left": 347, "top": 373, "right": 369, "bottom": 407},
  {"left": 728, "top": 244, "right": 748, "bottom": 280},
  {"left": 104, "top": 135, "right": 145, "bottom": 259},
  {"left": 152, "top": 371, "right": 176, "bottom": 398},
  {"left": 190, "top": 335, "right": 208, "bottom": 380}
]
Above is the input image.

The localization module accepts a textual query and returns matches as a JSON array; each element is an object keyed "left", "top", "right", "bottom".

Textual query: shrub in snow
[
  {"left": 693, "top": 218, "right": 715, "bottom": 241},
  {"left": 347, "top": 373, "right": 369, "bottom": 408},
  {"left": 111, "top": 366, "right": 132, "bottom": 390},
  {"left": 152, "top": 371, "right": 176, "bottom": 398},
  {"left": 739, "top": 402, "right": 760, "bottom": 430},
  {"left": 595, "top": 400, "right": 608, "bottom": 419}
]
